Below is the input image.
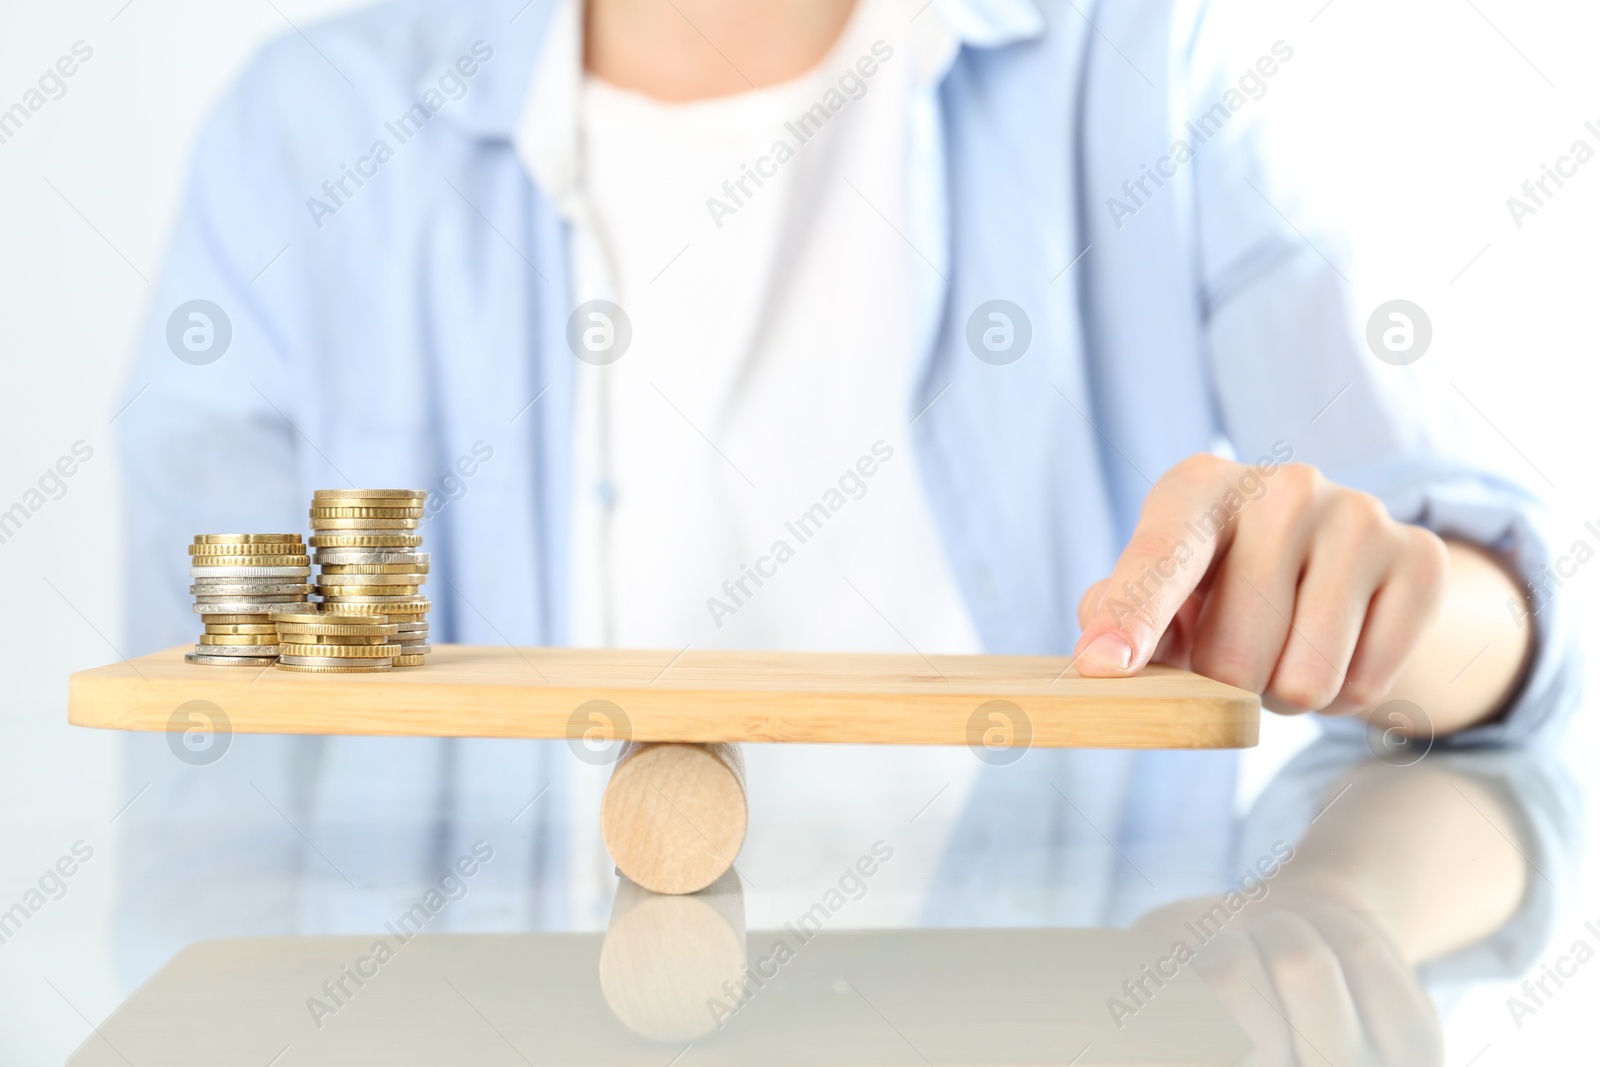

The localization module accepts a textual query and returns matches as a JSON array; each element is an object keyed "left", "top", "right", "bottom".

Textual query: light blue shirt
[{"left": 118, "top": 0, "right": 1576, "bottom": 743}]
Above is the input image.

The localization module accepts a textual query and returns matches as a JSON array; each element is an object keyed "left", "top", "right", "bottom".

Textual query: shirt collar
[
  {"left": 440, "top": 0, "right": 1043, "bottom": 135},
  {"left": 437, "top": 0, "right": 1044, "bottom": 205},
  {"left": 430, "top": 0, "right": 568, "bottom": 142},
  {"left": 929, "top": 0, "right": 1046, "bottom": 48}
]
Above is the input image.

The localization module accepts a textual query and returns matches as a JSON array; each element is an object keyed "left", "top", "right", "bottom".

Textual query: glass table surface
[{"left": 18, "top": 722, "right": 1579, "bottom": 1066}]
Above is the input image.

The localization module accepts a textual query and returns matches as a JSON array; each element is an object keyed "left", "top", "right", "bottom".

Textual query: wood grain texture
[
  {"left": 602, "top": 743, "right": 748, "bottom": 895},
  {"left": 68, "top": 644, "right": 1259, "bottom": 748}
]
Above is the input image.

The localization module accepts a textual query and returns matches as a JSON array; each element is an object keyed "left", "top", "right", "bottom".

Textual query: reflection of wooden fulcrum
[
  {"left": 599, "top": 871, "right": 746, "bottom": 1041},
  {"left": 68, "top": 645, "right": 1259, "bottom": 895}
]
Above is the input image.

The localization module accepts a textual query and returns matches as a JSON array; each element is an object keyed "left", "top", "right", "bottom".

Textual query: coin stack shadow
[
  {"left": 186, "top": 534, "right": 311, "bottom": 666},
  {"left": 306, "top": 489, "right": 431, "bottom": 667}
]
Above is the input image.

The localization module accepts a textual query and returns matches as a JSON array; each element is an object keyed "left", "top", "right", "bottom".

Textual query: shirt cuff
[{"left": 1318, "top": 465, "right": 1582, "bottom": 748}]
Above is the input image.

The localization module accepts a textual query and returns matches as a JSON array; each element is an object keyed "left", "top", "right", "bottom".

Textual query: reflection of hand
[
  {"left": 1072, "top": 454, "right": 1447, "bottom": 717},
  {"left": 1133, "top": 892, "right": 1442, "bottom": 1066}
]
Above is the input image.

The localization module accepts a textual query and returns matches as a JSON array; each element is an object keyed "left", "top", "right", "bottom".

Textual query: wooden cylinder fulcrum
[{"left": 600, "top": 741, "right": 747, "bottom": 895}]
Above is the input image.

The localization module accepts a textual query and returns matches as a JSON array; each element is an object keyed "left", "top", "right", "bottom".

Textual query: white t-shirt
[
  {"left": 514, "top": 0, "right": 982, "bottom": 926},
  {"left": 566, "top": 0, "right": 980, "bottom": 659}
]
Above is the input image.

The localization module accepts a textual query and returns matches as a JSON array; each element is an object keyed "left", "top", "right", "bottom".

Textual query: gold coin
[
  {"left": 268, "top": 610, "right": 387, "bottom": 625},
  {"left": 190, "top": 557, "right": 312, "bottom": 569},
  {"left": 393, "top": 655, "right": 426, "bottom": 667},
  {"left": 191, "top": 542, "right": 309, "bottom": 555},
  {"left": 276, "top": 632, "right": 395, "bottom": 642},
  {"left": 279, "top": 643, "right": 400, "bottom": 658},
  {"left": 274, "top": 620, "right": 398, "bottom": 633},
  {"left": 198, "top": 613, "right": 277, "bottom": 624},
  {"left": 309, "top": 533, "right": 423, "bottom": 548},
  {"left": 190, "top": 547, "right": 305, "bottom": 556},
  {"left": 204, "top": 623, "right": 279, "bottom": 635},
  {"left": 268, "top": 633, "right": 393, "bottom": 643},
  {"left": 312, "top": 488, "right": 426, "bottom": 500},
  {"left": 273, "top": 662, "right": 390, "bottom": 673},
  {"left": 308, "top": 506, "right": 425, "bottom": 518},
  {"left": 192, "top": 533, "right": 302, "bottom": 545},
  {"left": 308, "top": 518, "right": 420, "bottom": 530},
  {"left": 199, "top": 633, "right": 282, "bottom": 646},
  {"left": 318, "top": 562, "right": 431, "bottom": 575},
  {"left": 312, "top": 600, "right": 428, "bottom": 615}
]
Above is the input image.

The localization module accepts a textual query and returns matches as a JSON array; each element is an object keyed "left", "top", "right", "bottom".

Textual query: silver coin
[
  {"left": 193, "top": 643, "right": 280, "bottom": 657},
  {"left": 277, "top": 655, "right": 394, "bottom": 668},
  {"left": 193, "top": 599, "right": 310, "bottom": 614},
  {"left": 185, "top": 653, "right": 278, "bottom": 667},
  {"left": 310, "top": 556, "right": 425, "bottom": 572},
  {"left": 188, "top": 588, "right": 312, "bottom": 598},
  {"left": 193, "top": 591, "right": 309, "bottom": 602},
  {"left": 191, "top": 577, "right": 311, "bottom": 587},
  {"left": 394, "top": 622, "right": 430, "bottom": 633},
  {"left": 313, "top": 556, "right": 428, "bottom": 572},
  {"left": 313, "top": 559, "right": 424, "bottom": 571},
  {"left": 190, "top": 575, "right": 308, "bottom": 585},
  {"left": 314, "top": 548, "right": 427, "bottom": 559},
  {"left": 389, "top": 643, "right": 432, "bottom": 655},
  {"left": 189, "top": 565, "right": 313, "bottom": 578},
  {"left": 190, "top": 576, "right": 306, "bottom": 586}
]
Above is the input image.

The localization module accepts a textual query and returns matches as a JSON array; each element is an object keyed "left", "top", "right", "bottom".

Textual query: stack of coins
[
  {"left": 186, "top": 534, "right": 311, "bottom": 666},
  {"left": 270, "top": 611, "right": 400, "bottom": 672},
  {"left": 307, "top": 489, "right": 431, "bottom": 666}
]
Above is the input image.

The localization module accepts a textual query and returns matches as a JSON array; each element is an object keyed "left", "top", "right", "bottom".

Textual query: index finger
[{"left": 1073, "top": 459, "right": 1237, "bottom": 675}]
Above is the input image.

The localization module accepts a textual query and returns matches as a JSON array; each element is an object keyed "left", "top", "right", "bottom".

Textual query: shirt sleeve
[
  {"left": 1176, "top": 0, "right": 1580, "bottom": 744},
  {"left": 1239, "top": 737, "right": 1583, "bottom": 1000},
  {"left": 114, "top": 39, "right": 336, "bottom": 656}
]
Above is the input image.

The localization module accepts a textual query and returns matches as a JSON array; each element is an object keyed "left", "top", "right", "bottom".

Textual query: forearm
[
  {"left": 1279, "top": 763, "right": 1529, "bottom": 964},
  {"left": 1373, "top": 538, "right": 1535, "bottom": 738}
]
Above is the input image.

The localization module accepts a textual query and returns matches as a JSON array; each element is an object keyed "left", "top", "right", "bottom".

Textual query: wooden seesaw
[{"left": 68, "top": 645, "right": 1259, "bottom": 894}]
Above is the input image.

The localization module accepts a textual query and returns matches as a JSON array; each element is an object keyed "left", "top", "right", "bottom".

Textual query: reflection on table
[{"left": 89, "top": 726, "right": 1580, "bottom": 1065}]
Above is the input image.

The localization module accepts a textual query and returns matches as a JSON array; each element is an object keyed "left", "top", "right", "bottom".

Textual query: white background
[{"left": 1, "top": 0, "right": 1596, "bottom": 1062}]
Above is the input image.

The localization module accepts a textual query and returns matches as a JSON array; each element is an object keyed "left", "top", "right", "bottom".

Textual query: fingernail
[{"left": 1079, "top": 633, "right": 1134, "bottom": 674}]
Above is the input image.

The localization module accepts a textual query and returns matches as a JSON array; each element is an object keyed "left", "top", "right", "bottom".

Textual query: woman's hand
[
  {"left": 1132, "top": 891, "right": 1444, "bottom": 1066},
  {"left": 1073, "top": 453, "right": 1526, "bottom": 727}
]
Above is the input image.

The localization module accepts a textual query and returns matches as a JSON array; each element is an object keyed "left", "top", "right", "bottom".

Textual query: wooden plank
[{"left": 68, "top": 644, "right": 1258, "bottom": 748}]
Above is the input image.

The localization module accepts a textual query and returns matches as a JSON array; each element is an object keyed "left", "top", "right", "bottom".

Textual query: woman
[{"left": 121, "top": 0, "right": 1569, "bottom": 748}]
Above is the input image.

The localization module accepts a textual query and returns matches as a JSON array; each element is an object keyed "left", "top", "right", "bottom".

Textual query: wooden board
[
  {"left": 69, "top": 930, "right": 1254, "bottom": 1065},
  {"left": 68, "top": 644, "right": 1258, "bottom": 748}
]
